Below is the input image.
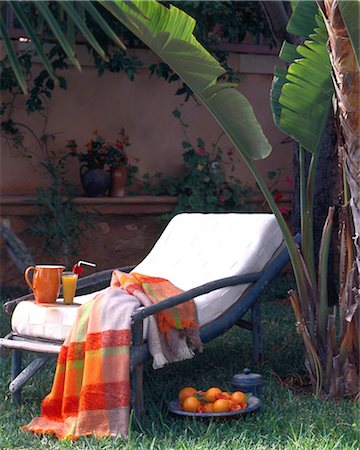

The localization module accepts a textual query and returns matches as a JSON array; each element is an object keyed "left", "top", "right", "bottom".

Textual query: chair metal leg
[
  {"left": 11, "top": 349, "right": 22, "bottom": 404},
  {"left": 131, "top": 318, "right": 145, "bottom": 420},
  {"left": 251, "top": 301, "right": 263, "bottom": 364},
  {"left": 131, "top": 364, "right": 144, "bottom": 420},
  {"left": 10, "top": 355, "right": 50, "bottom": 396}
]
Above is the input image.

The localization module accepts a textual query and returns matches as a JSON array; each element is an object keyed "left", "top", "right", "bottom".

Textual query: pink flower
[
  {"left": 219, "top": 195, "right": 225, "bottom": 203},
  {"left": 279, "top": 207, "right": 290, "bottom": 217},
  {"left": 285, "top": 176, "right": 294, "bottom": 186},
  {"left": 195, "top": 149, "right": 207, "bottom": 156},
  {"left": 274, "top": 191, "right": 283, "bottom": 202}
]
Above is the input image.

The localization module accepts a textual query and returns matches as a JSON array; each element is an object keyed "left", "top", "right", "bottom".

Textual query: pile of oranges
[{"left": 178, "top": 386, "right": 248, "bottom": 413}]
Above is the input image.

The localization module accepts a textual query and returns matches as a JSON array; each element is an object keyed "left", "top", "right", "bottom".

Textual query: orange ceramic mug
[{"left": 25, "top": 265, "right": 65, "bottom": 304}]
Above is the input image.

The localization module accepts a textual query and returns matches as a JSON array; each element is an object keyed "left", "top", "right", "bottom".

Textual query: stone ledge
[{"left": 0, "top": 195, "right": 178, "bottom": 216}]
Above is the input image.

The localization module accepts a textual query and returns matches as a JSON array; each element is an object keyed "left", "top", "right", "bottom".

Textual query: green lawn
[{"left": 0, "top": 277, "right": 358, "bottom": 449}]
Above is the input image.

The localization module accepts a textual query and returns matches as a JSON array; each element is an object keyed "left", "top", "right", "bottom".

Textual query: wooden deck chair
[{"left": 0, "top": 213, "right": 299, "bottom": 417}]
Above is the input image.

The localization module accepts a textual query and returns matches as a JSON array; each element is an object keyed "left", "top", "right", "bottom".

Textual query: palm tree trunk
[
  {"left": 323, "top": 0, "right": 360, "bottom": 277},
  {"left": 322, "top": 0, "right": 359, "bottom": 398}
]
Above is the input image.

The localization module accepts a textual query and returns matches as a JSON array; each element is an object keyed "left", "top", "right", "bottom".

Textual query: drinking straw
[
  {"left": 77, "top": 260, "right": 96, "bottom": 267},
  {"left": 72, "top": 260, "right": 96, "bottom": 275}
]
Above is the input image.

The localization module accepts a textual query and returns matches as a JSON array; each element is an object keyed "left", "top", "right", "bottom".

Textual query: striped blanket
[{"left": 23, "top": 271, "right": 201, "bottom": 440}]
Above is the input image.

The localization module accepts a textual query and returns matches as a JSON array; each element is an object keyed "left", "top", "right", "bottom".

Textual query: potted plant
[
  {"left": 106, "top": 129, "right": 132, "bottom": 197},
  {"left": 66, "top": 129, "right": 137, "bottom": 197}
]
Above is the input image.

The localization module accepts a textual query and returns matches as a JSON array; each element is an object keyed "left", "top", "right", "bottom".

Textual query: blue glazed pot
[
  {"left": 80, "top": 166, "right": 111, "bottom": 197},
  {"left": 231, "top": 368, "right": 263, "bottom": 398}
]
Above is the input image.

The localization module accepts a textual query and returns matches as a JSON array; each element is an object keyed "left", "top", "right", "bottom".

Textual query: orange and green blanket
[{"left": 23, "top": 271, "right": 201, "bottom": 440}]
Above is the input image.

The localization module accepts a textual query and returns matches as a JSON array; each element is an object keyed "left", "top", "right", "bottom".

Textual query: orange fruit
[
  {"left": 183, "top": 396, "right": 201, "bottom": 412},
  {"left": 229, "top": 401, "right": 245, "bottom": 411},
  {"left": 179, "top": 387, "right": 197, "bottom": 402},
  {"left": 231, "top": 391, "right": 247, "bottom": 405},
  {"left": 219, "top": 391, "right": 231, "bottom": 399},
  {"left": 204, "top": 387, "right": 222, "bottom": 403},
  {"left": 213, "top": 398, "right": 230, "bottom": 413},
  {"left": 202, "top": 402, "right": 214, "bottom": 413}
]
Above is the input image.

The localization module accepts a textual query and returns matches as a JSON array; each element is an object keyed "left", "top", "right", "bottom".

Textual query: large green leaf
[
  {"left": 270, "top": 3, "right": 333, "bottom": 154},
  {"left": 338, "top": 0, "right": 360, "bottom": 70},
  {"left": 287, "top": 0, "right": 319, "bottom": 37},
  {"left": 101, "top": 0, "right": 312, "bottom": 308},
  {"left": 101, "top": 0, "right": 271, "bottom": 161}
]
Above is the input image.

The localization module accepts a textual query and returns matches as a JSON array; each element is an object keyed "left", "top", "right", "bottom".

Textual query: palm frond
[
  {"left": 34, "top": 1, "right": 82, "bottom": 72},
  {"left": 2, "top": 1, "right": 128, "bottom": 93},
  {"left": 9, "top": 1, "right": 58, "bottom": 84},
  {"left": 0, "top": 15, "right": 28, "bottom": 94},
  {"left": 61, "top": 2, "right": 108, "bottom": 62},
  {"left": 81, "top": 1, "right": 126, "bottom": 51}
]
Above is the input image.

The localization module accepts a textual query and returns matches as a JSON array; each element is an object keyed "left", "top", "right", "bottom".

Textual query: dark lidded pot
[
  {"left": 231, "top": 368, "right": 263, "bottom": 398},
  {"left": 80, "top": 166, "right": 111, "bottom": 197}
]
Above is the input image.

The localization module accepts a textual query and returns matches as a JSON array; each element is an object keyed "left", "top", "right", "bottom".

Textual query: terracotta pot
[
  {"left": 110, "top": 166, "right": 128, "bottom": 197},
  {"left": 80, "top": 166, "right": 111, "bottom": 197}
]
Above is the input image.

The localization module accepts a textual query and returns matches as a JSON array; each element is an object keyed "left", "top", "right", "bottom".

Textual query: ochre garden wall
[
  {"left": 0, "top": 46, "right": 294, "bottom": 288},
  {"left": 1, "top": 48, "right": 293, "bottom": 196}
]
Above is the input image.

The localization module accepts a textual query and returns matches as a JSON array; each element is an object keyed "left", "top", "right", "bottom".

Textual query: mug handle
[{"left": 25, "top": 266, "right": 35, "bottom": 291}]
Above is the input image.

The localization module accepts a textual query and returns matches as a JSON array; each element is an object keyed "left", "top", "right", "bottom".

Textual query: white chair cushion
[
  {"left": 134, "top": 213, "right": 283, "bottom": 326},
  {"left": 12, "top": 213, "right": 283, "bottom": 341}
]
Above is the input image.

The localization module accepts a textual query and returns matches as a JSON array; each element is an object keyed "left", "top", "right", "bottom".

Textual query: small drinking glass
[{"left": 61, "top": 271, "right": 78, "bottom": 305}]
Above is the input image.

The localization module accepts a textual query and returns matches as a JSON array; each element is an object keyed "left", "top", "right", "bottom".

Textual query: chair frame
[{"left": 0, "top": 236, "right": 300, "bottom": 418}]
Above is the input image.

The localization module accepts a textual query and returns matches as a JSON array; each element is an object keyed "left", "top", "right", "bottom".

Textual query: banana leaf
[
  {"left": 100, "top": 0, "right": 310, "bottom": 307},
  {"left": 101, "top": 0, "right": 271, "bottom": 162},
  {"left": 287, "top": 1, "right": 319, "bottom": 37},
  {"left": 270, "top": 5, "right": 333, "bottom": 155}
]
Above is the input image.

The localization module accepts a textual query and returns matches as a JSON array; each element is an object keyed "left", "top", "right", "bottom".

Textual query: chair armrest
[
  {"left": 3, "top": 265, "right": 136, "bottom": 315},
  {"left": 75, "top": 265, "right": 135, "bottom": 291},
  {"left": 131, "top": 272, "right": 262, "bottom": 324},
  {"left": 3, "top": 293, "right": 34, "bottom": 315}
]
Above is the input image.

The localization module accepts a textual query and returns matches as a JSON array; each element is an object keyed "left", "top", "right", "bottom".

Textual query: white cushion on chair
[
  {"left": 134, "top": 213, "right": 283, "bottom": 326},
  {"left": 12, "top": 213, "right": 283, "bottom": 341}
]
